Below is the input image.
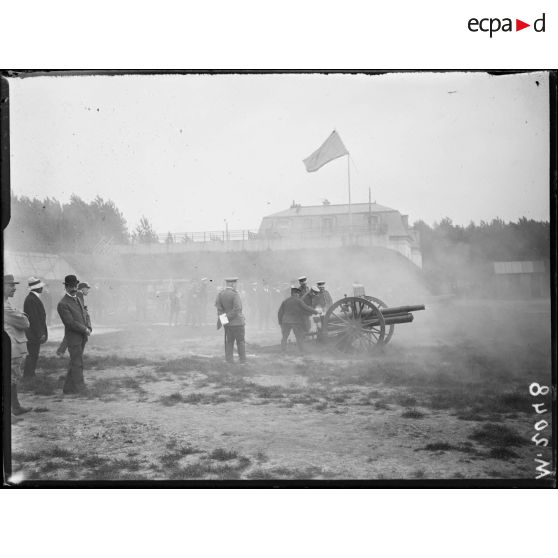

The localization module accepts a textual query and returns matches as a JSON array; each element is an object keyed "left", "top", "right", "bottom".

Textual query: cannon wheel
[
  {"left": 324, "top": 296, "right": 386, "bottom": 354},
  {"left": 365, "top": 296, "right": 395, "bottom": 344}
]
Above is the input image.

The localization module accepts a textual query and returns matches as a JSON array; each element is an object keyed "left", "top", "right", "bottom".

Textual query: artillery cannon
[{"left": 311, "top": 292, "right": 425, "bottom": 354}]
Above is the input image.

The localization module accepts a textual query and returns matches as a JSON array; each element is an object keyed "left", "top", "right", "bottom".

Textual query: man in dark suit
[
  {"left": 23, "top": 277, "right": 49, "bottom": 379},
  {"left": 56, "top": 280, "right": 92, "bottom": 356},
  {"left": 278, "top": 287, "right": 319, "bottom": 354},
  {"left": 57, "top": 275, "right": 91, "bottom": 394}
]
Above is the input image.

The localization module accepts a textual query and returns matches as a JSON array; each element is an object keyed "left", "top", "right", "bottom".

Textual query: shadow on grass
[
  {"left": 417, "top": 441, "right": 483, "bottom": 457},
  {"left": 19, "top": 375, "right": 62, "bottom": 396},
  {"left": 80, "top": 377, "right": 148, "bottom": 400},
  {"left": 13, "top": 447, "right": 152, "bottom": 480},
  {"left": 157, "top": 379, "right": 331, "bottom": 408},
  {"left": 488, "top": 447, "right": 520, "bottom": 460},
  {"left": 317, "top": 342, "right": 541, "bottom": 418},
  {"left": 468, "top": 423, "right": 525, "bottom": 447},
  {"left": 85, "top": 354, "right": 154, "bottom": 369},
  {"left": 156, "top": 445, "right": 252, "bottom": 480},
  {"left": 209, "top": 448, "right": 240, "bottom": 461},
  {"left": 13, "top": 444, "right": 74, "bottom": 462},
  {"left": 159, "top": 392, "right": 228, "bottom": 406},
  {"left": 401, "top": 408, "right": 426, "bottom": 419}
]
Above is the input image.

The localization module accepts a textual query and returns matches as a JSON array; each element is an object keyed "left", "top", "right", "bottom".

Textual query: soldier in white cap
[
  {"left": 301, "top": 286, "right": 320, "bottom": 333},
  {"left": 22, "top": 276, "right": 48, "bottom": 379},
  {"left": 215, "top": 277, "right": 246, "bottom": 364},
  {"left": 298, "top": 276, "right": 309, "bottom": 298},
  {"left": 315, "top": 281, "right": 333, "bottom": 311}
]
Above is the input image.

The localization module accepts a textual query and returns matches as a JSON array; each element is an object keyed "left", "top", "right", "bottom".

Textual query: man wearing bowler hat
[
  {"left": 57, "top": 275, "right": 91, "bottom": 394},
  {"left": 215, "top": 277, "right": 246, "bottom": 364},
  {"left": 22, "top": 276, "right": 48, "bottom": 380},
  {"left": 4, "top": 274, "right": 32, "bottom": 416},
  {"left": 56, "top": 280, "right": 92, "bottom": 356}
]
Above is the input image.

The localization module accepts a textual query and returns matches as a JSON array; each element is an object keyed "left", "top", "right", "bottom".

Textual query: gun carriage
[{"left": 310, "top": 286, "right": 425, "bottom": 354}]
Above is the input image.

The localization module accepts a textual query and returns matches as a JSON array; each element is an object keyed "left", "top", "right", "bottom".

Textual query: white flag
[{"left": 303, "top": 130, "right": 349, "bottom": 172}]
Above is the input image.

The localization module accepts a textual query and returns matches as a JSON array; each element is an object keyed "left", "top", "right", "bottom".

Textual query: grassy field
[{"left": 9, "top": 298, "right": 554, "bottom": 482}]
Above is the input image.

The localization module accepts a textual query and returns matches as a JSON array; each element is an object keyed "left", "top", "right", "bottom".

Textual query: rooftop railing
[{"left": 150, "top": 225, "right": 389, "bottom": 245}]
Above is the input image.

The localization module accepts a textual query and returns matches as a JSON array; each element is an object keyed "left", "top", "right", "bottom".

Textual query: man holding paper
[{"left": 215, "top": 277, "right": 247, "bottom": 364}]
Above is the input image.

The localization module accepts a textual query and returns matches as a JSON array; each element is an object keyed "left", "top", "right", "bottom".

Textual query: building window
[
  {"left": 367, "top": 214, "right": 379, "bottom": 231},
  {"left": 304, "top": 218, "right": 312, "bottom": 230},
  {"left": 322, "top": 217, "right": 334, "bottom": 233},
  {"left": 278, "top": 218, "right": 291, "bottom": 230}
]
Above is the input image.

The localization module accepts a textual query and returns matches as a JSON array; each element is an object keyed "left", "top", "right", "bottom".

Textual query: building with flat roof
[
  {"left": 492, "top": 260, "right": 549, "bottom": 298},
  {"left": 258, "top": 201, "right": 422, "bottom": 267}
]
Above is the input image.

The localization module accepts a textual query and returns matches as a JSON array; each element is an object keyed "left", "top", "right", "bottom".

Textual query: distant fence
[
  {"left": 116, "top": 229, "right": 422, "bottom": 268},
  {"left": 156, "top": 230, "right": 260, "bottom": 244},
  {"left": 153, "top": 226, "right": 392, "bottom": 245}
]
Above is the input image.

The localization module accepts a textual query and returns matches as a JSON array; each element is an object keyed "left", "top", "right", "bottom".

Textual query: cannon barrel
[
  {"left": 378, "top": 304, "right": 425, "bottom": 315},
  {"left": 329, "top": 312, "right": 415, "bottom": 327},
  {"left": 359, "top": 305, "right": 424, "bottom": 321},
  {"left": 364, "top": 313, "right": 414, "bottom": 327}
]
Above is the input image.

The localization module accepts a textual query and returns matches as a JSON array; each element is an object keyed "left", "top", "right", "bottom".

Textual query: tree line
[
  {"left": 6, "top": 194, "right": 550, "bottom": 262},
  {"left": 6, "top": 194, "right": 159, "bottom": 253},
  {"left": 414, "top": 217, "right": 549, "bottom": 261},
  {"left": 413, "top": 217, "right": 550, "bottom": 293}
]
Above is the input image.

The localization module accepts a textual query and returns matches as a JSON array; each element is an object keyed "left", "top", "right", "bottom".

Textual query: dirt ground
[{"left": 8, "top": 298, "right": 554, "bottom": 482}]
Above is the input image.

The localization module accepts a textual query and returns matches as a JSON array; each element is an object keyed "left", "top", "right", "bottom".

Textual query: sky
[{"left": 8, "top": 71, "right": 550, "bottom": 234}]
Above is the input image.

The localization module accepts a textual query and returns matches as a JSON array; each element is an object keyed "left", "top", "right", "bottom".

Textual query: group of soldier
[
  {"left": 214, "top": 275, "right": 333, "bottom": 364},
  {"left": 167, "top": 278, "right": 210, "bottom": 326},
  {"left": 167, "top": 277, "right": 333, "bottom": 332},
  {"left": 4, "top": 270, "right": 333, "bottom": 417},
  {"left": 4, "top": 273, "right": 92, "bottom": 419}
]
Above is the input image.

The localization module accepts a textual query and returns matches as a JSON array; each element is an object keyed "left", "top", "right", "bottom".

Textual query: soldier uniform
[
  {"left": 302, "top": 286, "right": 320, "bottom": 332},
  {"left": 256, "top": 281, "right": 272, "bottom": 330},
  {"left": 314, "top": 281, "right": 333, "bottom": 311},
  {"left": 169, "top": 288, "right": 181, "bottom": 326},
  {"left": 215, "top": 277, "right": 246, "bottom": 364},
  {"left": 302, "top": 286, "right": 320, "bottom": 307},
  {"left": 278, "top": 287, "right": 318, "bottom": 354},
  {"left": 297, "top": 276, "right": 309, "bottom": 298}
]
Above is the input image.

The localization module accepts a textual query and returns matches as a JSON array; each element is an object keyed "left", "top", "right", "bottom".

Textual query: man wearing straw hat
[
  {"left": 57, "top": 275, "right": 91, "bottom": 394},
  {"left": 22, "top": 276, "right": 48, "bottom": 380},
  {"left": 3, "top": 274, "right": 32, "bottom": 416}
]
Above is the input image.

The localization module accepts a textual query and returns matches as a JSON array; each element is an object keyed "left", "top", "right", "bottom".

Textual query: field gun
[{"left": 312, "top": 291, "right": 425, "bottom": 354}]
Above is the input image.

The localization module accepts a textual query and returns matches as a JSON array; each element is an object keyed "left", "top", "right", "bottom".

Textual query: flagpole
[{"left": 347, "top": 154, "right": 352, "bottom": 238}]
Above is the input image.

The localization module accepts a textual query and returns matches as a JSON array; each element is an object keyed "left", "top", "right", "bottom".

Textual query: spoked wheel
[
  {"left": 365, "top": 296, "right": 395, "bottom": 344},
  {"left": 324, "top": 296, "right": 385, "bottom": 354}
]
